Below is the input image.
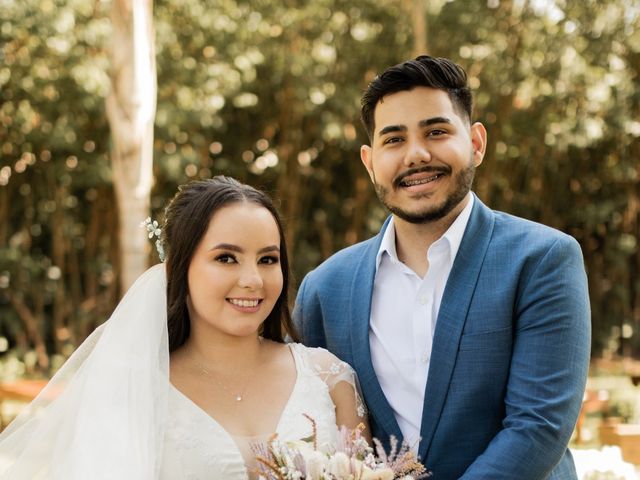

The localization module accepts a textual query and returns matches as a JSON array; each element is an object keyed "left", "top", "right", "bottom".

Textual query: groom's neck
[{"left": 393, "top": 197, "right": 468, "bottom": 277}]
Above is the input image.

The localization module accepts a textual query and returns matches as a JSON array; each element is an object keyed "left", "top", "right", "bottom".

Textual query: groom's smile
[
  {"left": 394, "top": 166, "right": 450, "bottom": 191},
  {"left": 360, "top": 86, "right": 485, "bottom": 225}
]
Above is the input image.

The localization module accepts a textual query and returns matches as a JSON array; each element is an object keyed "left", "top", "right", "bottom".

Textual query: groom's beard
[{"left": 374, "top": 163, "right": 476, "bottom": 224}]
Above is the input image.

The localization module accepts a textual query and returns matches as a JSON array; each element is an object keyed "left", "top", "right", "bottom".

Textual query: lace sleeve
[{"left": 307, "top": 348, "right": 367, "bottom": 419}]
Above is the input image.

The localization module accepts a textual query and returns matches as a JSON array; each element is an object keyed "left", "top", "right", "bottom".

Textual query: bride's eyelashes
[
  {"left": 213, "top": 253, "right": 280, "bottom": 265},
  {"left": 215, "top": 253, "right": 237, "bottom": 264},
  {"left": 259, "top": 255, "right": 280, "bottom": 265}
]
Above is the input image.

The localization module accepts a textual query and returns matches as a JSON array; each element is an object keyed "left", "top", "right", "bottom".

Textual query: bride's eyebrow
[
  {"left": 209, "top": 243, "right": 280, "bottom": 254},
  {"left": 209, "top": 243, "right": 242, "bottom": 253}
]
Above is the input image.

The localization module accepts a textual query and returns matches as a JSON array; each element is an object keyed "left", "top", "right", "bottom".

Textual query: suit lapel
[
  {"left": 418, "top": 196, "right": 495, "bottom": 459},
  {"left": 349, "top": 217, "right": 404, "bottom": 444}
]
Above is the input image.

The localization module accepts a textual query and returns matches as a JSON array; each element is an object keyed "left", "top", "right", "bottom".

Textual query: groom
[{"left": 294, "top": 56, "right": 590, "bottom": 479}]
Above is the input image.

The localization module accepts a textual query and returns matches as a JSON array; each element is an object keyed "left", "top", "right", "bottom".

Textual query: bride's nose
[{"left": 237, "top": 263, "right": 263, "bottom": 289}]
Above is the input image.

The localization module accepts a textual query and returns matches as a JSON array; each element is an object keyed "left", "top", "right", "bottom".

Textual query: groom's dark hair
[
  {"left": 360, "top": 55, "right": 473, "bottom": 142},
  {"left": 162, "top": 176, "right": 298, "bottom": 351}
]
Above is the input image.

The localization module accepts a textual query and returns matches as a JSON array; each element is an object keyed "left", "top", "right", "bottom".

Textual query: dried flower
[
  {"left": 306, "top": 450, "right": 328, "bottom": 479},
  {"left": 253, "top": 417, "right": 430, "bottom": 479},
  {"left": 328, "top": 451, "right": 350, "bottom": 476}
]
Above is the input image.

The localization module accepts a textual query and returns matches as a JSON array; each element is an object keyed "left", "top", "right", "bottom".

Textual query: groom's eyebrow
[
  {"left": 419, "top": 116, "right": 452, "bottom": 127},
  {"left": 378, "top": 117, "right": 453, "bottom": 137},
  {"left": 209, "top": 243, "right": 280, "bottom": 254},
  {"left": 378, "top": 124, "right": 407, "bottom": 136}
]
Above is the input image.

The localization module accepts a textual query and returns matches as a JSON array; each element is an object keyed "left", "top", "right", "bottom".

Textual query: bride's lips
[{"left": 226, "top": 297, "right": 263, "bottom": 313}]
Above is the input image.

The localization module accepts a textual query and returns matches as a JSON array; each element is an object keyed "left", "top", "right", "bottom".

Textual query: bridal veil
[{"left": 0, "top": 264, "right": 170, "bottom": 479}]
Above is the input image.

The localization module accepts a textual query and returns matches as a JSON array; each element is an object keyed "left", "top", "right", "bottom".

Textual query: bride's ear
[{"left": 185, "top": 295, "right": 193, "bottom": 315}]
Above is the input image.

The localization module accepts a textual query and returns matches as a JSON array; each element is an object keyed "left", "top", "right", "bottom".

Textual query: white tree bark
[{"left": 106, "top": 0, "right": 156, "bottom": 293}]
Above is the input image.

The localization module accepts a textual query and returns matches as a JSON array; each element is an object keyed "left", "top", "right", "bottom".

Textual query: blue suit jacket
[{"left": 294, "top": 196, "right": 591, "bottom": 479}]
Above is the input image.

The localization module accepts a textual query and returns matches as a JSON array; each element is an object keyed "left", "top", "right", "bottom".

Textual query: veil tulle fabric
[{"left": 0, "top": 264, "right": 169, "bottom": 480}]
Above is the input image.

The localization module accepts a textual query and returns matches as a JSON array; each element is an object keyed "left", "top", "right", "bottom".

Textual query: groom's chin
[{"left": 388, "top": 204, "right": 449, "bottom": 224}]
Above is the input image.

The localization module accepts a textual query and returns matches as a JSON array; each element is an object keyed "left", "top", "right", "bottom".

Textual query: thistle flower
[{"left": 252, "top": 415, "right": 430, "bottom": 479}]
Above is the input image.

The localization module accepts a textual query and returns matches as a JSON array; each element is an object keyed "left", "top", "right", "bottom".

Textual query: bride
[{"left": 0, "top": 176, "right": 368, "bottom": 479}]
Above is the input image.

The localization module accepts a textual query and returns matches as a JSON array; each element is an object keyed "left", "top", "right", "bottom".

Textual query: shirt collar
[
  {"left": 441, "top": 193, "right": 474, "bottom": 263},
  {"left": 375, "top": 193, "right": 475, "bottom": 271},
  {"left": 376, "top": 216, "right": 399, "bottom": 270}
]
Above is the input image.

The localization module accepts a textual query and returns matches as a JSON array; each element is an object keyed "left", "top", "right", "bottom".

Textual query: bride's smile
[
  {"left": 186, "top": 201, "right": 283, "bottom": 339},
  {"left": 226, "top": 297, "right": 262, "bottom": 311}
]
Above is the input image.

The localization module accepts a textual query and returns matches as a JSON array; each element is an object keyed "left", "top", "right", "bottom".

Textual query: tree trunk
[
  {"left": 345, "top": 173, "right": 373, "bottom": 245},
  {"left": 51, "top": 184, "right": 67, "bottom": 352},
  {"left": 106, "top": 0, "right": 156, "bottom": 293},
  {"left": 475, "top": 0, "right": 523, "bottom": 203},
  {"left": 8, "top": 291, "right": 49, "bottom": 370},
  {"left": 275, "top": 36, "right": 306, "bottom": 261},
  {"left": 0, "top": 183, "right": 8, "bottom": 246},
  {"left": 407, "top": 0, "right": 428, "bottom": 57}
]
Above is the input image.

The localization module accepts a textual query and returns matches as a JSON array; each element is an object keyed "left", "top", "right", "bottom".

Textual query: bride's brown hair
[{"left": 162, "top": 176, "right": 298, "bottom": 351}]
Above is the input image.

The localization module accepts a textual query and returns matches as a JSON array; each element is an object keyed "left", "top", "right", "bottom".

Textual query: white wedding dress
[
  {"left": 0, "top": 265, "right": 364, "bottom": 480},
  {"left": 161, "top": 343, "right": 363, "bottom": 480}
]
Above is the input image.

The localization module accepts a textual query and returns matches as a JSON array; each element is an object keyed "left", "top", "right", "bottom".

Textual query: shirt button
[
  {"left": 419, "top": 295, "right": 428, "bottom": 305},
  {"left": 421, "top": 353, "right": 429, "bottom": 364}
]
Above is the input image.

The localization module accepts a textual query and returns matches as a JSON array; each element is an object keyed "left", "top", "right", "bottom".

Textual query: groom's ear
[
  {"left": 470, "top": 122, "right": 487, "bottom": 167},
  {"left": 360, "top": 145, "right": 375, "bottom": 183}
]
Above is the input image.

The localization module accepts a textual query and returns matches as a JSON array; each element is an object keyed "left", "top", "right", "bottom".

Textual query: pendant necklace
[
  {"left": 193, "top": 339, "right": 263, "bottom": 403},
  {"left": 197, "top": 361, "right": 256, "bottom": 402}
]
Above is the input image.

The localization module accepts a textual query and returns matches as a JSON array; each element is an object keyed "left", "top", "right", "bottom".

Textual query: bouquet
[{"left": 252, "top": 415, "right": 430, "bottom": 480}]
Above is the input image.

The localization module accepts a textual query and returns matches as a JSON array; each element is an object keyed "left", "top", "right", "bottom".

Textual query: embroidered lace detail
[
  {"left": 161, "top": 389, "right": 245, "bottom": 480},
  {"left": 160, "top": 343, "right": 356, "bottom": 479},
  {"left": 295, "top": 345, "right": 368, "bottom": 419}
]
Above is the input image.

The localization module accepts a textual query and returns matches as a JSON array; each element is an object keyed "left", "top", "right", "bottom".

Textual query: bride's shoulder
[
  {"left": 288, "top": 343, "right": 352, "bottom": 374},
  {"left": 288, "top": 342, "right": 333, "bottom": 359}
]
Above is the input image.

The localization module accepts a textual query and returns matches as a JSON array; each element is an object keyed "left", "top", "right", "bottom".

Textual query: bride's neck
[{"left": 179, "top": 331, "right": 264, "bottom": 371}]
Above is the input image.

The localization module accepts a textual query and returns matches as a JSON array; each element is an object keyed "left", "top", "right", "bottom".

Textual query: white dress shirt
[{"left": 369, "top": 195, "right": 474, "bottom": 451}]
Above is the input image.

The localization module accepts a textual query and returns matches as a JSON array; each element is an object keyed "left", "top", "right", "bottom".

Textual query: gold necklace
[
  {"left": 192, "top": 339, "right": 263, "bottom": 402},
  {"left": 196, "top": 361, "right": 255, "bottom": 402}
]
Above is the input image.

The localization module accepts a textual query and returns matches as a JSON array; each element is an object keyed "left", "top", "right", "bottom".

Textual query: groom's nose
[{"left": 403, "top": 137, "right": 432, "bottom": 167}]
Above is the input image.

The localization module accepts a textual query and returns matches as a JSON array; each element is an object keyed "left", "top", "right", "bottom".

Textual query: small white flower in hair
[{"left": 141, "top": 217, "right": 165, "bottom": 261}]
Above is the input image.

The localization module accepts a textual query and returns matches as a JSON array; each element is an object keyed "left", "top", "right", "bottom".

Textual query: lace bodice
[{"left": 159, "top": 343, "right": 363, "bottom": 480}]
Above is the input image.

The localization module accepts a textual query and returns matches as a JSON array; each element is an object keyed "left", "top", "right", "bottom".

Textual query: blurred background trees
[{"left": 0, "top": 0, "right": 639, "bottom": 376}]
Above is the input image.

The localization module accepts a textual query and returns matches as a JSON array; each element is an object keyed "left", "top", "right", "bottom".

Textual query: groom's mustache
[{"left": 393, "top": 165, "right": 451, "bottom": 189}]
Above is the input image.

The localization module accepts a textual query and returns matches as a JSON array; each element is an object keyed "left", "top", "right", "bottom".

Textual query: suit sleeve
[
  {"left": 293, "top": 272, "right": 327, "bottom": 348},
  {"left": 460, "top": 236, "right": 591, "bottom": 479}
]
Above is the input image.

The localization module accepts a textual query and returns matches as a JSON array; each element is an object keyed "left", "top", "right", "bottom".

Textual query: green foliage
[{"left": 1, "top": 0, "right": 639, "bottom": 372}]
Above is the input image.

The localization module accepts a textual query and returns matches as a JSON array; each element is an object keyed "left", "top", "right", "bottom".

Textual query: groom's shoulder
[
  {"left": 306, "top": 235, "right": 378, "bottom": 280},
  {"left": 489, "top": 206, "right": 579, "bottom": 250}
]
